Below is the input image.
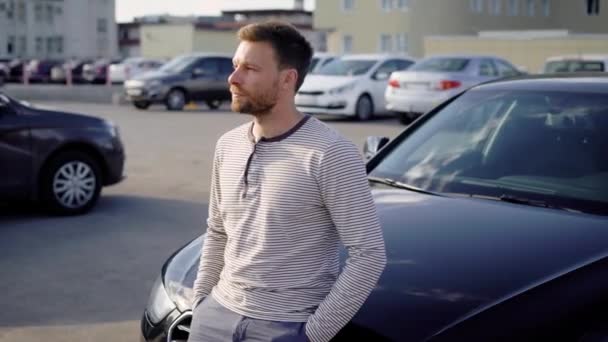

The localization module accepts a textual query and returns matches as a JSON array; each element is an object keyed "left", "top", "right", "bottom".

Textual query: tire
[
  {"left": 133, "top": 100, "right": 151, "bottom": 110},
  {"left": 165, "top": 88, "right": 186, "bottom": 111},
  {"left": 206, "top": 99, "right": 222, "bottom": 110},
  {"left": 355, "top": 95, "right": 374, "bottom": 121},
  {"left": 40, "top": 150, "right": 102, "bottom": 215}
]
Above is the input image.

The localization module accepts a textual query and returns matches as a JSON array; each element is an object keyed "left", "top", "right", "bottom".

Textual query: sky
[{"left": 116, "top": 0, "right": 316, "bottom": 23}]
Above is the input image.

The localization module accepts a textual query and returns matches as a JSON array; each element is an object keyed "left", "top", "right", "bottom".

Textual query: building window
[
  {"left": 6, "top": 0, "right": 13, "bottom": 19},
  {"left": 19, "top": 36, "right": 26, "bottom": 56},
  {"left": 97, "top": 18, "right": 108, "bottom": 33},
  {"left": 507, "top": 0, "right": 519, "bottom": 15},
  {"left": 46, "top": 37, "right": 53, "bottom": 55},
  {"left": 46, "top": 3, "right": 53, "bottom": 23},
  {"left": 380, "top": 34, "right": 392, "bottom": 52},
  {"left": 56, "top": 36, "right": 63, "bottom": 54},
  {"left": 342, "top": 34, "right": 353, "bottom": 53},
  {"left": 470, "top": 0, "right": 483, "bottom": 13},
  {"left": 397, "top": 0, "right": 409, "bottom": 10},
  {"left": 381, "top": 0, "right": 392, "bottom": 12},
  {"left": 489, "top": 0, "right": 502, "bottom": 15},
  {"left": 34, "top": 3, "right": 42, "bottom": 21},
  {"left": 0, "top": 2, "right": 5, "bottom": 11},
  {"left": 395, "top": 33, "right": 408, "bottom": 53},
  {"left": 586, "top": 0, "right": 600, "bottom": 15},
  {"left": 541, "top": 0, "right": 550, "bottom": 16},
  {"left": 35, "top": 37, "right": 43, "bottom": 54},
  {"left": 342, "top": 0, "right": 354, "bottom": 11},
  {"left": 526, "top": 0, "right": 535, "bottom": 16},
  {"left": 16, "top": 1, "right": 25, "bottom": 22},
  {"left": 7, "top": 36, "right": 15, "bottom": 54}
]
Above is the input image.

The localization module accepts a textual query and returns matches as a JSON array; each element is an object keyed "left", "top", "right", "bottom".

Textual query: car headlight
[
  {"left": 146, "top": 275, "right": 176, "bottom": 324},
  {"left": 125, "top": 79, "right": 144, "bottom": 88},
  {"left": 328, "top": 82, "right": 356, "bottom": 95},
  {"left": 103, "top": 120, "right": 119, "bottom": 137}
]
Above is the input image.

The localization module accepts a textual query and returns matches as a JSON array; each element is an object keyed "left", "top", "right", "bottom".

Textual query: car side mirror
[{"left": 363, "top": 136, "right": 390, "bottom": 160}]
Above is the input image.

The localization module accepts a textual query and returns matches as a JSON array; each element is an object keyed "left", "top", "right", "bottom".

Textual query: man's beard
[{"left": 230, "top": 82, "right": 279, "bottom": 116}]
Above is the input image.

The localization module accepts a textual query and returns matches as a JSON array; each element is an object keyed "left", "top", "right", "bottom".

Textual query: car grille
[
  {"left": 298, "top": 90, "right": 325, "bottom": 96},
  {"left": 167, "top": 311, "right": 192, "bottom": 342}
]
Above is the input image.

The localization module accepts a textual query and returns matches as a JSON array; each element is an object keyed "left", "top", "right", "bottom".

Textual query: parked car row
[{"left": 0, "top": 57, "right": 165, "bottom": 85}]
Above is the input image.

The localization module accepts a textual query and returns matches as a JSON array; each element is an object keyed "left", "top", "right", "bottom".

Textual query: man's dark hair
[{"left": 237, "top": 21, "right": 313, "bottom": 91}]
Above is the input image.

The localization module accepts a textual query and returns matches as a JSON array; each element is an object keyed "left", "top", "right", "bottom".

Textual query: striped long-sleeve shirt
[{"left": 192, "top": 115, "right": 386, "bottom": 342}]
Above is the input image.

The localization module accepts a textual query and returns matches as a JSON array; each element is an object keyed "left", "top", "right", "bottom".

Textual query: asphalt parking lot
[{"left": 0, "top": 102, "right": 404, "bottom": 342}]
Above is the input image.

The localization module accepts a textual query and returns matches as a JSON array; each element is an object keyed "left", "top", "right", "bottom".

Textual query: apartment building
[
  {"left": 314, "top": 0, "right": 608, "bottom": 58},
  {"left": 0, "top": 0, "right": 117, "bottom": 60}
]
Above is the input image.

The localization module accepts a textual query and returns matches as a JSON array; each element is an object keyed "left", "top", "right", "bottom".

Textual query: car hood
[
  {"left": 164, "top": 184, "right": 608, "bottom": 341},
  {"left": 18, "top": 103, "right": 107, "bottom": 128},
  {"left": 299, "top": 74, "right": 359, "bottom": 92},
  {"left": 132, "top": 70, "right": 184, "bottom": 83}
]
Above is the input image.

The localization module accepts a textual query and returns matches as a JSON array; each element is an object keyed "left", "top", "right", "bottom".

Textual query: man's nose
[{"left": 228, "top": 68, "right": 241, "bottom": 85}]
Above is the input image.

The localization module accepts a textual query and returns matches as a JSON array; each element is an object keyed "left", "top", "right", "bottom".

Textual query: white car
[
  {"left": 309, "top": 52, "right": 337, "bottom": 74},
  {"left": 543, "top": 55, "right": 608, "bottom": 73},
  {"left": 385, "top": 55, "right": 522, "bottom": 124},
  {"left": 108, "top": 57, "right": 164, "bottom": 83},
  {"left": 296, "top": 54, "right": 415, "bottom": 120}
]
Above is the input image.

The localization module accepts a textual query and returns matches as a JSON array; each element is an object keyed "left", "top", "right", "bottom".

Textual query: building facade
[
  {"left": 314, "top": 0, "right": 608, "bottom": 57},
  {"left": 0, "top": 0, "right": 117, "bottom": 60}
]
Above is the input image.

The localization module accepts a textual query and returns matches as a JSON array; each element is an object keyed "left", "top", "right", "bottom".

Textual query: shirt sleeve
[
  {"left": 192, "top": 142, "right": 227, "bottom": 309},
  {"left": 306, "top": 139, "right": 387, "bottom": 342}
]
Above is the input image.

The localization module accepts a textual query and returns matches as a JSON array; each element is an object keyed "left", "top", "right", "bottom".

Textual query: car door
[
  {"left": 187, "top": 58, "right": 221, "bottom": 101},
  {"left": 0, "top": 94, "right": 32, "bottom": 200},
  {"left": 370, "top": 59, "right": 413, "bottom": 114},
  {"left": 217, "top": 58, "right": 234, "bottom": 101}
]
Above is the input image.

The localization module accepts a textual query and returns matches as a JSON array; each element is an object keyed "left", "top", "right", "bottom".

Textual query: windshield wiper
[
  {"left": 368, "top": 176, "right": 441, "bottom": 196},
  {"left": 452, "top": 192, "right": 579, "bottom": 213}
]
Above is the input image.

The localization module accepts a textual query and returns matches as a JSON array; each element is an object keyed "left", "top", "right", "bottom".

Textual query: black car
[
  {"left": 0, "top": 92, "right": 125, "bottom": 215},
  {"left": 123, "top": 53, "right": 233, "bottom": 111},
  {"left": 141, "top": 75, "right": 608, "bottom": 341}
]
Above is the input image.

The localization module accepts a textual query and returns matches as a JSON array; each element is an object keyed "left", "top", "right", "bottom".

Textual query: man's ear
[{"left": 281, "top": 68, "right": 299, "bottom": 91}]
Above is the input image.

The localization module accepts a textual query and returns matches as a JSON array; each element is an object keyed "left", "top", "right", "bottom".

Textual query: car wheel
[
  {"left": 133, "top": 100, "right": 151, "bottom": 110},
  {"left": 355, "top": 95, "right": 374, "bottom": 121},
  {"left": 165, "top": 89, "right": 186, "bottom": 111},
  {"left": 40, "top": 151, "right": 102, "bottom": 215},
  {"left": 206, "top": 99, "right": 222, "bottom": 110}
]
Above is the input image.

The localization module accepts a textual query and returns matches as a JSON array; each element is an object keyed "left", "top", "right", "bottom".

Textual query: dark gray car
[
  {"left": 124, "top": 53, "right": 233, "bottom": 111},
  {"left": 0, "top": 93, "right": 125, "bottom": 215}
]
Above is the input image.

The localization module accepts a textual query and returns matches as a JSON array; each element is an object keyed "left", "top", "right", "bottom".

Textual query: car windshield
[
  {"left": 309, "top": 57, "right": 320, "bottom": 72},
  {"left": 545, "top": 60, "right": 605, "bottom": 73},
  {"left": 159, "top": 55, "right": 197, "bottom": 73},
  {"left": 410, "top": 57, "right": 470, "bottom": 72},
  {"left": 370, "top": 87, "right": 608, "bottom": 215},
  {"left": 316, "top": 58, "right": 377, "bottom": 76}
]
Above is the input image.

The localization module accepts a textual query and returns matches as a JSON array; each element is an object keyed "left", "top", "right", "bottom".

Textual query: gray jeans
[{"left": 188, "top": 295, "right": 309, "bottom": 342}]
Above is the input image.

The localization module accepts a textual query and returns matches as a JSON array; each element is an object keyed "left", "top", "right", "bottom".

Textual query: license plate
[
  {"left": 405, "top": 83, "right": 429, "bottom": 90},
  {"left": 127, "top": 89, "right": 142, "bottom": 96}
]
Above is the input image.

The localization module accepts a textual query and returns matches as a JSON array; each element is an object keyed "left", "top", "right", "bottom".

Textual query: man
[{"left": 189, "top": 21, "right": 386, "bottom": 342}]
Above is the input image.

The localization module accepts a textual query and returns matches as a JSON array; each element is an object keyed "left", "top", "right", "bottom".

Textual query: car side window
[
  {"left": 495, "top": 60, "right": 520, "bottom": 77},
  {"left": 373, "top": 60, "right": 401, "bottom": 80},
  {"left": 218, "top": 58, "right": 234, "bottom": 76},
  {"left": 479, "top": 59, "right": 499, "bottom": 77},
  {"left": 192, "top": 58, "right": 219, "bottom": 77}
]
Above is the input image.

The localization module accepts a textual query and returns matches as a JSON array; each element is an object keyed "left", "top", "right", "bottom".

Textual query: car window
[
  {"left": 410, "top": 57, "right": 470, "bottom": 72},
  {"left": 218, "top": 58, "right": 234, "bottom": 76},
  {"left": 495, "top": 59, "right": 520, "bottom": 77},
  {"left": 479, "top": 59, "right": 499, "bottom": 76},
  {"left": 545, "top": 60, "right": 606, "bottom": 73},
  {"left": 370, "top": 89, "right": 608, "bottom": 215},
  {"left": 316, "top": 58, "right": 377, "bottom": 76},
  {"left": 0, "top": 94, "right": 14, "bottom": 115},
  {"left": 192, "top": 58, "right": 219, "bottom": 76},
  {"left": 308, "top": 57, "right": 320, "bottom": 72},
  {"left": 373, "top": 60, "right": 401, "bottom": 80}
]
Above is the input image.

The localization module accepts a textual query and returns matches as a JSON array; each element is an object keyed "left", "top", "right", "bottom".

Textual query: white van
[{"left": 543, "top": 55, "right": 608, "bottom": 73}]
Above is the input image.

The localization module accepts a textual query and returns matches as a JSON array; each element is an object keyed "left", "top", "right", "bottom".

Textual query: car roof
[
  {"left": 342, "top": 53, "right": 415, "bottom": 61},
  {"left": 178, "top": 52, "right": 233, "bottom": 59},
  {"left": 545, "top": 54, "right": 608, "bottom": 62},
  {"left": 313, "top": 52, "right": 337, "bottom": 58},
  {"left": 472, "top": 73, "right": 608, "bottom": 92},
  {"left": 424, "top": 54, "right": 503, "bottom": 60}
]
